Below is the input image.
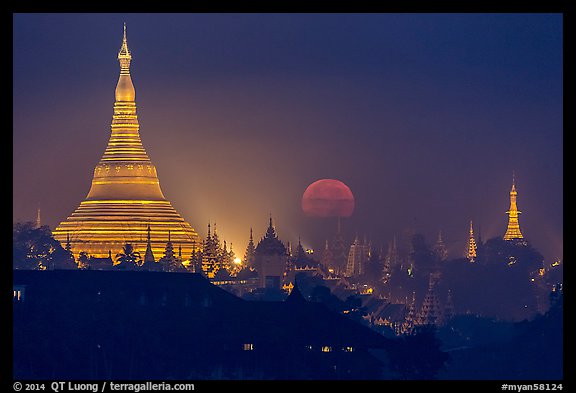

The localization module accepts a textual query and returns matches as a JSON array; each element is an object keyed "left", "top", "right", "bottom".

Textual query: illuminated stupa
[
  {"left": 503, "top": 173, "right": 524, "bottom": 241},
  {"left": 53, "top": 25, "right": 200, "bottom": 261}
]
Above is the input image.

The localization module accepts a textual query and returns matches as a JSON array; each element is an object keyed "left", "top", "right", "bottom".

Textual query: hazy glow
[{"left": 12, "top": 14, "right": 562, "bottom": 262}]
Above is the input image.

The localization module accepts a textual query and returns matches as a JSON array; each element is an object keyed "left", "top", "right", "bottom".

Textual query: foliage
[
  {"left": 479, "top": 237, "right": 543, "bottom": 272},
  {"left": 387, "top": 325, "right": 449, "bottom": 379},
  {"left": 158, "top": 255, "right": 187, "bottom": 272},
  {"left": 13, "top": 221, "right": 76, "bottom": 270},
  {"left": 78, "top": 251, "right": 90, "bottom": 269},
  {"left": 115, "top": 243, "right": 142, "bottom": 270}
]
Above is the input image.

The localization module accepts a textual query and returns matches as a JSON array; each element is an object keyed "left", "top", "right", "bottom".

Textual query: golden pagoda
[
  {"left": 53, "top": 25, "right": 200, "bottom": 261},
  {"left": 503, "top": 173, "right": 524, "bottom": 240},
  {"left": 466, "top": 220, "right": 477, "bottom": 262}
]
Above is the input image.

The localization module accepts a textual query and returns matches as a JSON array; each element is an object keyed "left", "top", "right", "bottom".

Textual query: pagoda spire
[
  {"left": 144, "top": 223, "right": 155, "bottom": 264},
  {"left": 466, "top": 220, "right": 477, "bottom": 262},
  {"left": 243, "top": 227, "right": 256, "bottom": 268},
  {"left": 417, "top": 274, "right": 444, "bottom": 327},
  {"left": 53, "top": 25, "right": 200, "bottom": 261},
  {"left": 36, "top": 207, "right": 41, "bottom": 228},
  {"left": 65, "top": 231, "right": 72, "bottom": 253},
  {"left": 433, "top": 230, "right": 448, "bottom": 262},
  {"left": 118, "top": 23, "right": 132, "bottom": 73},
  {"left": 504, "top": 173, "right": 524, "bottom": 240},
  {"left": 265, "top": 214, "right": 277, "bottom": 239},
  {"left": 401, "top": 292, "right": 417, "bottom": 335}
]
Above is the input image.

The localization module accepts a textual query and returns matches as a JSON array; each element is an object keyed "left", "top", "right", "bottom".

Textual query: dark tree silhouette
[
  {"left": 441, "top": 236, "right": 546, "bottom": 321},
  {"left": 115, "top": 244, "right": 142, "bottom": 270},
  {"left": 13, "top": 222, "right": 76, "bottom": 270},
  {"left": 388, "top": 325, "right": 449, "bottom": 379},
  {"left": 78, "top": 251, "right": 90, "bottom": 269}
]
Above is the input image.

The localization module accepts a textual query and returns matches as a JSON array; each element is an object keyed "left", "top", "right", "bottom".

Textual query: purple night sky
[{"left": 13, "top": 13, "right": 563, "bottom": 262}]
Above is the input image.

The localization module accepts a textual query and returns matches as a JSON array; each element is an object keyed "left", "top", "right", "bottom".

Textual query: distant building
[
  {"left": 416, "top": 273, "right": 444, "bottom": 327},
  {"left": 345, "top": 235, "right": 370, "bottom": 277},
  {"left": 504, "top": 174, "right": 524, "bottom": 241},
  {"left": 254, "top": 217, "right": 290, "bottom": 289},
  {"left": 13, "top": 269, "right": 392, "bottom": 379},
  {"left": 433, "top": 231, "right": 448, "bottom": 262}
]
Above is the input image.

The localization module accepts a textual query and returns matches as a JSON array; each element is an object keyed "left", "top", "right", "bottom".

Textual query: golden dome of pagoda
[{"left": 53, "top": 24, "right": 200, "bottom": 262}]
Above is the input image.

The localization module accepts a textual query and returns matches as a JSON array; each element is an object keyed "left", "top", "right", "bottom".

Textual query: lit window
[
  {"left": 343, "top": 346, "right": 354, "bottom": 352},
  {"left": 321, "top": 346, "right": 332, "bottom": 353},
  {"left": 243, "top": 343, "right": 254, "bottom": 351},
  {"left": 13, "top": 286, "right": 25, "bottom": 302}
]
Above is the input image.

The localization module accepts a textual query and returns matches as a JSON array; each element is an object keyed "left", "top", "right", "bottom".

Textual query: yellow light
[
  {"left": 234, "top": 257, "right": 242, "bottom": 265},
  {"left": 321, "top": 346, "right": 332, "bottom": 353}
]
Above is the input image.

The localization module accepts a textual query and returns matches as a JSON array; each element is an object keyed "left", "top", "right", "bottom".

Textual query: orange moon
[{"left": 301, "top": 179, "right": 355, "bottom": 217}]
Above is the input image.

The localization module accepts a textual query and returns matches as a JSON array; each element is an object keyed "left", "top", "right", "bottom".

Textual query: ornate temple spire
[
  {"left": 401, "top": 292, "right": 417, "bottom": 335},
  {"left": 36, "top": 207, "right": 41, "bottom": 228},
  {"left": 243, "top": 227, "right": 256, "bottom": 268},
  {"left": 144, "top": 223, "right": 155, "bottom": 264},
  {"left": 320, "top": 239, "right": 333, "bottom": 271},
  {"left": 345, "top": 235, "right": 364, "bottom": 277},
  {"left": 118, "top": 23, "right": 131, "bottom": 72},
  {"left": 330, "top": 216, "right": 347, "bottom": 275},
  {"left": 65, "top": 231, "right": 72, "bottom": 253},
  {"left": 115, "top": 23, "right": 135, "bottom": 102},
  {"left": 265, "top": 214, "right": 277, "bottom": 239},
  {"left": 504, "top": 173, "right": 524, "bottom": 240},
  {"left": 417, "top": 273, "right": 444, "bottom": 327},
  {"left": 466, "top": 220, "right": 477, "bottom": 262},
  {"left": 212, "top": 222, "right": 221, "bottom": 249},
  {"left": 433, "top": 230, "right": 448, "bottom": 262}
]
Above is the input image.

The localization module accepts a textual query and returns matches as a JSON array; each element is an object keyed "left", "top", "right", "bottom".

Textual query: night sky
[{"left": 13, "top": 13, "right": 563, "bottom": 263}]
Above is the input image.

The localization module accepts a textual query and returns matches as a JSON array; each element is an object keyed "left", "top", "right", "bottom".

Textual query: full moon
[{"left": 301, "top": 179, "right": 355, "bottom": 217}]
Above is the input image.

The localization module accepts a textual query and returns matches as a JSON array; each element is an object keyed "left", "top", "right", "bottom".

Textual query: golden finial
[{"left": 118, "top": 23, "right": 132, "bottom": 72}]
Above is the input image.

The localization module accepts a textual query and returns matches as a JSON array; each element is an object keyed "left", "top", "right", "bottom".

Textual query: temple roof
[{"left": 255, "top": 216, "right": 287, "bottom": 256}]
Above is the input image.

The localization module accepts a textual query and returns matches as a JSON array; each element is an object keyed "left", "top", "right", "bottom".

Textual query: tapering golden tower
[
  {"left": 53, "top": 25, "right": 200, "bottom": 261},
  {"left": 503, "top": 173, "right": 524, "bottom": 240},
  {"left": 466, "top": 220, "right": 477, "bottom": 262}
]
